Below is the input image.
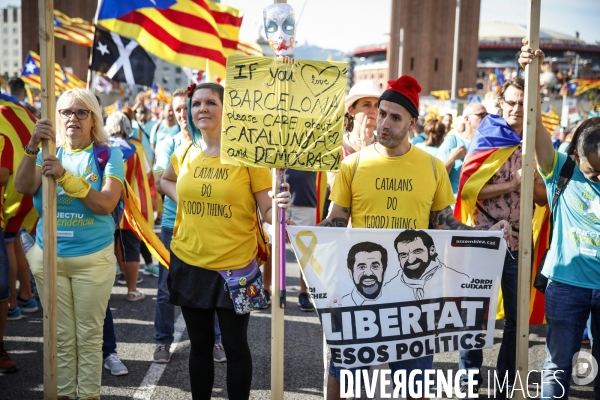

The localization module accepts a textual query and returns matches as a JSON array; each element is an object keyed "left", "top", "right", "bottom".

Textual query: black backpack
[{"left": 533, "top": 156, "right": 576, "bottom": 294}]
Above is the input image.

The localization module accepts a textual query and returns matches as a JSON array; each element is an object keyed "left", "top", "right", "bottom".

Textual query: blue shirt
[
  {"left": 557, "top": 140, "right": 571, "bottom": 154},
  {"left": 437, "top": 134, "right": 471, "bottom": 196},
  {"left": 150, "top": 121, "right": 180, "bottom": 148},
  {"left": 415, "top": 142, "right": 440, "bottom": 158},
  {"left": 34, "top": 144, "right": 125, "bottom": 256},
  {"left": 411, "top": 132, "right": 426, "bottom": 145},
  {"left": 131, "top": 120, "right": 156, "bottom": 162},
  {"left": 541, "top": 152, "right": 600, "bottom": 289},
  {"left": 154, "top": 133, "right": 190, "bottom": 229}
]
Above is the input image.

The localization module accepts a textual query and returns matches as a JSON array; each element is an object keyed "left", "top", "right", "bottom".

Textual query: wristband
[
  {"left": 24, "top": 145, "right": 40, "bottom": 156},
  {"left": 56, "top": 170, "right": 91, "bottom": 198},
  {"left": 23, "top": 152, "right": 37, "bottom": 159}
]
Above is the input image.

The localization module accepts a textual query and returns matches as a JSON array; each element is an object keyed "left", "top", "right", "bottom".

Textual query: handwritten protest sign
[
  {"left": 287, "top": 226, "right": 506, "bottom": 368},
  {"left": 221, "top": 55, "right": 347, "bottom": 172}
]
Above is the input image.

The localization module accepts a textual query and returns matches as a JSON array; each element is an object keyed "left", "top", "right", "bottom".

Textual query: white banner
[{"left": 287, "top": 226, "right": 506, "bottom": 369}]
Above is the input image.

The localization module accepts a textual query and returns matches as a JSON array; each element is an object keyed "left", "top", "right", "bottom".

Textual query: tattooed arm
[
  {"left": 430, "top": 206, "right": 512, "bottom": 239},
  {"left": 430, "top": 206, "right": 475, "bottom": 230},
  {"left": 318, "top": 204, "right": 351, "bottom": 227}
]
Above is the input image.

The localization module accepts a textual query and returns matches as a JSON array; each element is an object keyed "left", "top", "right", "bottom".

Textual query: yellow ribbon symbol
[{"left": 295, "top": 230, "right": 323, "bottom": 276}]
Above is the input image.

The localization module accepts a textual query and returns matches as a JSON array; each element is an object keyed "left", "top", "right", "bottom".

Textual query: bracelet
[
  {"left": 23, "top": 151, "right": 37, "bottom": 159},
  {"left": 23, "top": 145, "right": 40, "bottom": 156}
]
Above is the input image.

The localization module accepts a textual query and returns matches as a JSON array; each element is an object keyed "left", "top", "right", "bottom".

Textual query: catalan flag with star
[
  {"left": 568, "top": 79, "right": 600, "bottom": 97},
  {"left": 455, "top": 114, "right": 547, "bottom": 325},
  {"left": 0, "top": 94, "right": 39, "bottom": 233},
  {"left": 53, "top": 10, "right": 95, "bottom": 47},
  {"left": 96, "top": 0, "right": 243, "bottom": 79},
  {"left": 20, "top": 51, "right": 68, "bottom": 95}
]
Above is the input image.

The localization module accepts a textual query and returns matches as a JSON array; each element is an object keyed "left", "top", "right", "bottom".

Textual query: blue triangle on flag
[
  {"left": 568, "top": 82, "right": 578, "bottom": 95},
  {"left": 21, "top": 54, "right": 40, "bottom": 76}
]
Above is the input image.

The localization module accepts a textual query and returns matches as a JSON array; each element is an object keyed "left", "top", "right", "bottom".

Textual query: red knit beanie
[{"left": 378, "top": 75, "right": 421, "bottom": 118}]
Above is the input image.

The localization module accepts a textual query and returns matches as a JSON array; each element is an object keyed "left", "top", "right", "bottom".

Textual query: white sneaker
[{"left": 103, "top": 353, "right": 128, "bottom": 376}]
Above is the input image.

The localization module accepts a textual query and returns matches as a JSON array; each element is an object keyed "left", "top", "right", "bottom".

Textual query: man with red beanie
[{"left": 319, "top": 76, "right": 511, "bottom": 399}]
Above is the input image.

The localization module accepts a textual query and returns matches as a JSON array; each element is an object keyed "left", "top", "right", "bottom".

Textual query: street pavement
[{"left": 1, "top": 247, "right": 596, "bottom": 399}]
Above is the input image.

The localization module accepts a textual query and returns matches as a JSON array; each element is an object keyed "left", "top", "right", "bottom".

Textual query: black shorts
[{"left": 115, "top": 229, "right": 141, "bottom": 262}]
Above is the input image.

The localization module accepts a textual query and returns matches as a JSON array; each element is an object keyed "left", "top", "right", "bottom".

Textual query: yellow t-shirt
[
  {"left": 170, "top": 144, "right": 271, "bottom": 270},
  {"left": 330, "top": 144, "right": 455, "bottom": 229}
]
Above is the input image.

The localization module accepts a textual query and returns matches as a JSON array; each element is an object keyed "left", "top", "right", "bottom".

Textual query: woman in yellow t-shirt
[{"left": 160, "top": 83, "right": 290, "bottom": 399}]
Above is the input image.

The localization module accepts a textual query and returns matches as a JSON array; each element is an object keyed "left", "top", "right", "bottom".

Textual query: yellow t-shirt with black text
[
  {"left": 170, "top": 144, "right": 271, "bottom": 270},
  {"left": 330, "top": 145, "right": 455, "bottom": 229}
]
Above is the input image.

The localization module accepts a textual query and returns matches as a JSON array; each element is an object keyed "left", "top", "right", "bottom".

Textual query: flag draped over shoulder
[
  {"left": 96, "top": 0, "right": 243, "bottom": 79},
  {"left": 454, "top": 115, "right": 521, "bottom": 226},
  {"left": 0, "top": 94, "right": 38, "bottom": 232},
  {"left": 122, "top": 181, "right": 170, "bottom": 267},
  {"left": 455, "top": 114, "right": 547, "bottom": 325},
  {"left": 122, "top": 138, "right": 154, "bottom": 228},
  {"left": 20, "top": 51, "right": 67, "bottom": 95},
  {"left": 53, "top": 10, "right": 95, "bottom": 47}
]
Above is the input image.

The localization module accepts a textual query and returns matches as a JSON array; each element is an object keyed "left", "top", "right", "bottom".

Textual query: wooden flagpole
[
  {"left": 270, "top": 2, "right": 286, "bottom": 399},
  {"left": 515, "top": 1, "right": 541, "bottom": 399},
  {"left": 38, "top": 0, "right": 58, "bottom": 398}
]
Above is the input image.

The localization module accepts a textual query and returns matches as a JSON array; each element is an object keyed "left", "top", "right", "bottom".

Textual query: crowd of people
[{"left": 0, "top": 37, "right": 599, "bottom": 400}]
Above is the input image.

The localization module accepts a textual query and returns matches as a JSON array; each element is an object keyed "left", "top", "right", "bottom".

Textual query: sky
[{"left": 2, "top": 0, "right": 599, "bottom": 53}]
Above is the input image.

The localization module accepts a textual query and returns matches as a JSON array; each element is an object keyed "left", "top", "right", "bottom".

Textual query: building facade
[
  {"left": 0, "top": 6, "right": 22, "bottom": 79},
  {"left": 352, "top": 0, "right": 481, "bottom": 96}
]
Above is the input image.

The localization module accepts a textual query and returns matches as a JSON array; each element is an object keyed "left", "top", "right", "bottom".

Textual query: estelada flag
[
  {"left": 20, "top": 51, "right": 68, "bottom": 95},
  {"left": 542, "top": 106, "right": 560, "bottom": 135},
  {"left": 63, "top": 69, "right": 86, "bottom": 90},
  {"left": 0, "top": 94, "right": 39, "bottom": 233},
  {"left": 95, "top": 0, "right": 243, "bottom": 79},
  {"left": 569, "top": 79, "right": 600, "bottom": 97},
  {"left": 454, "top": 114, "right": 547, "bottom": 325},
  {"left": 53, "top": 10, "right": 95, "bottom": 47}
]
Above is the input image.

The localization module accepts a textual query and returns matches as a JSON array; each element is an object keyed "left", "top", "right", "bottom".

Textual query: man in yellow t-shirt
[{"left": 321, "top": 75, "right": 511, "bottom": 400}]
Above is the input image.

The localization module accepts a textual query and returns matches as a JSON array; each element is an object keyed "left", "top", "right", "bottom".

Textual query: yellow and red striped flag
[
  {"left": 569, "top": 79, "right": 600, "bottom": 97},
  {"left": 96, "top": 0, "right": 243, "bottom": 80},
  {"left": 53, "top": 10, "right": 95, "bottom": 47},
  {"left": 20, "top": 51, "right": 68, "bottom": 95},
  {"left": 63, "top": 69, "right": 86, "bottom": 90},
  {"left": 542, "top": 106, "right": 560, "bottom": 135},
  {"left": 145, "top": 83, "right": 172, "bottom": 104},
  {"left": 237, "top": 40, "right": 263, "bottom": 57},
  {"left": 0, "top": 94, "right": 39, "bottom": 232}
]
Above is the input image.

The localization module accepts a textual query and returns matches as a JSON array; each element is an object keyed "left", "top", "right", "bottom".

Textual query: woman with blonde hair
[{"left": 15, "top": 88, "right": 124, "bottom": 400}]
